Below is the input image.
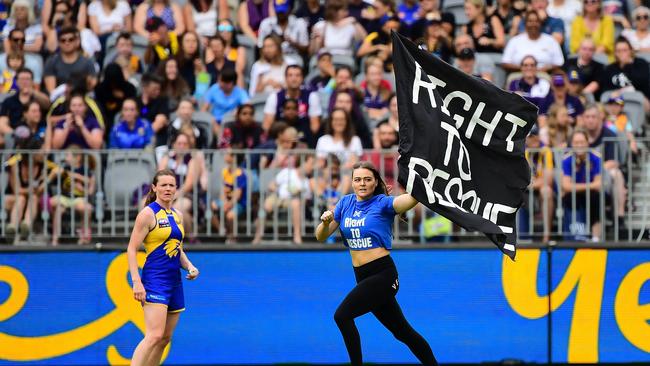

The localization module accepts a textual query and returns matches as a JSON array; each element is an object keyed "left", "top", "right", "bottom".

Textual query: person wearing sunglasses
[
  {"left": 212, "top": 19, "right": 247, "bottom": 89},
  {"left": 0, "top": 29, "right": 44, "bottom": 85},
  {"left": 569, "top": 0, "right": 615, "bottom": 61},
  {"left": 621, "top": 6, "right": 650, "bottom": 53},
  {"left": 43, "top": 27, "right": 97, "bottom": 95},
  {"left": 1, "top": 0, "right": 43, "bottom": 54}
]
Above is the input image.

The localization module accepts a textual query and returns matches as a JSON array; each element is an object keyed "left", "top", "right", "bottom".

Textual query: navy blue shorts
[{"left": 144, "top": 282, "right": 185, "bottom": 313}]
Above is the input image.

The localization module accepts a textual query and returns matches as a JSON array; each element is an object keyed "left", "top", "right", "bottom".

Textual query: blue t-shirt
[
  {"left": 109, "top": 118, "right": 153, "bottom": 149},
  {"left": 334, "top": 193, "right": 396, "bottom": 250},
  {"left": 397, "top": 3, "right": 420, "bottom": 26},
  {"left": 203, "top": 84, "right": 250, "bottom": 122},
  {"left": 562, "top": 152, "right": 601, "bottom": 184}
]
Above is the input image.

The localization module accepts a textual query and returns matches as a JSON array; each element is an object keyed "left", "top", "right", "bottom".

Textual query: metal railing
[{"left": 1, "top": 140, "right": 648, "bottom": 245}]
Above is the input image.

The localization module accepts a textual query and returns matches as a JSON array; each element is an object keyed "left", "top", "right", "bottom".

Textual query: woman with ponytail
[{"left": 127, "top": 168, "right": 199, "bottom": 366}]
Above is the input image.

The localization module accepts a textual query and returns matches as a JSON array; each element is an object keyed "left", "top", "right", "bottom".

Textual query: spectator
[
  {"left": 249, "top": 35, "right": 288, "bottom": 96},
  {"left": 110, "top": 32, "right": 145, "bottom": 82},
  {"left": 600, "top": 37, "right": 650, "bottom": 109},
  {"left": 169, "top": 98, "right": 209, "bottom": 149},
  {"left": 41, "top": 0, "right": 87, "bottom": 33},
  {"left": 220, "top": 104, "right": 264, "bottom": 149},
  {"left": 212, "top": 149, "right": 248, "bottom": 243},
  {"left": 507, "top": 55, "right": 551, "bottom": 105},
  {"left": 134, "top": 0, "right": 185, "bottom": 38},
  {"left": 518, "top": 0, "right": 565, "bottom": 45},
  {"left": 214, "top": 18, "right": 247, "bottom": 89},
  {"left": 397, "top": 0, "right": 420, "bottom": 35},
  {"left": 16, "top": 101, "right": 48, "bottom": 145},
  {"left": 604, "top": 96, "right": 638, "bottom": 155},
  {"left": 372, "top": 94, "right": 399, "bottom": 145},
  {"left": 361, "top": 63, "right": 392, "bottom": 121},
  {"left": 314, "top": 154, "right": 343, "bottom": 220},
  {"left": 502, "top": 10, "right": 564, "bottom": 72},
  {"left": 0, "top": 69, "right": 49, "bottom": 147},
  {"left": 454, "top": 47, "right": 494, "bottom": 82},
  {"left": 419, "top": 14, "right": 453, "bottom": 64},
  {"left": 94, "top": 63, "right": 137, "bottom": 132},
  {"left": 0, "top": 29, "right": 44, "bottom": 85},
  {"left": 366, "top": 120, "right": 398, "bottom": 186},
  {"left": 202, "top": 68, "right": 249, "bottom": 132},
  {"left": 237, "top": 0, "right": 273, "bottom": 43},
  {"left": 52, "top": 92, "right": 104, "bottom": 150},
  {"left": 1, "top": 0, "right": 43, "bottom": 54},
  {"left": 143, "top": 16, "right": 180, "bottom": 71},
  {"left": 569, "top": 0, "right": 615, "bottom": 60},
  {"left": 547, "top": 0, "right": 582, "bottom": 42},
  {"left": 453, "top": 34, "right": 496, "bottom": 80},
  {"left": 295, "top": 0, "right": 324, "bottom": 33},
  {"left": 601, "top": 0, "right": 631, "bottom": 29},
  {"left": 263, "top": 65, "right": 322, "bottom": 146},
  {"left": 3, "top": 138, "right": 47, "bottom": 241},
  {"left": 622, "top": 6, "right": 650, "bottom": 52},
  {"left": 561, "top": 129, "right": 602, "bottom": 241},
  {"left": 310, "top": 0, "right": 367, "bottom": 56},
  {"left": 138, "top": 73, "right": 170, "bottom": 150},
  {"left": 540, "top": 103, "right": 573, "bottom": 147},
  {"left": 175, "top": 31, "right": 204, "bottom": 94},
  {"left": 49, "top": 147, "right": 96, "bottom": 245},
  {"left": 206, "top": 35, "right": 236, "bottom": 88},
  {"left": 491, "top": 0, "right": 522, "bottom": 37},
  {"left": 258, "top": 0, "right": 309, "bottom": 66},
  {"left": 44, "top": 1, "right": 101, "bottom": 57},
  {"left": 539, "top": 73, "right": 585, "bottom": 124},
  {"left": 183, "top": 0, "right": 229, "bottom": 41},
  {"left": 408, "top": 0, "right": 455, "bottom": 41},
  {"left": 87, "top": 0, "right": 133, "bottom": 48},
  {"left": 259, "top": 124, "right": 306, "bottom": 169},
  {"left": 563, "top": 38, "right": 604, "bottom": 96},
  {"left": 331, "top": 88, "right": 373, "bottom": 148},
  {"left": 583, "top": 103, "right": 626, "bottom": 222},
  {"left": 521, "top": 126, "right": 554, "bottom": 242},
  {"left": 361, "top": 0, "right": 396, "bottom": 34},
  {"left": 109, "top": 98, "right": 154, "bottom": 149},
  {"left": 43, "top": 27, "right": 97, "bottom": 95},
  {"left": 308, "top": 50, "right": 335, "bottom": 91},
  {"left": 157, "top": 58, "right": 191, "bottom": 111},
  {"left": 1, "top": 51, "right": 24, "bottom": 94},
  {"left": 357, "top": 14, "right": 400, "bottom": 70},
  {"left": 462, "top": 0, "right": 505, "bottom": 53}
]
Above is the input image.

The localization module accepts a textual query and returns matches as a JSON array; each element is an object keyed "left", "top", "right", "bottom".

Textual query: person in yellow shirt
[{"left": 570, "top": 0, "right": 615, "bottom": 61}]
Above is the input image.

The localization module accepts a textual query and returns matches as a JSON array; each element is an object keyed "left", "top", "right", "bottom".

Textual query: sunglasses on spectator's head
[
  {"left": 637, "top": 14, "right": 649, "bottom": 20},
  {"left": 217, "top": 24, "right": 234, "bottom": 32}
]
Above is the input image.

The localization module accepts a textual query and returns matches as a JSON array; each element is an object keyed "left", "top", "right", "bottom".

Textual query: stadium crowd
[{"left": 0, "top": 0, "right": 648, "bottom": 244}]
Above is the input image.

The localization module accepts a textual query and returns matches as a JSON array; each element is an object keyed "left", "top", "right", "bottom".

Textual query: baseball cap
[
  {"left": 607, "top": 96, "right": 625, "bottom": 105},
  {"left": 568, "top": 69, "right": 581, "bottom": 84},
  {"left": 457, "top": 48, "right": 475, "bottom": 60},
  {"left": 145, "top": 16, "right": 165, "bottom": 32},
  {"left": 552, "top": 74, "right": 565, "bottom": 87},
  {"left": 274, "top": 0, "right": 290, "bottom": 14}
]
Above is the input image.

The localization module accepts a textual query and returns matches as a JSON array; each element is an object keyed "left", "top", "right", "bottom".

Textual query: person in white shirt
[
  {"left": 309, "top": 0, "right": 366, "bottom": 56},
  {"left": 258, "top": 0, "right": 309, "bottom": 66},
  {"left": 87, "top": 0, "right": 133, "bottom": 37},
  {"left": 249, "top": 34, "right": 290, "bottom": 97},
  {"left": 502, "top": 10, "right": 564, "bottom": 72},
  {"left": 621, "top": 7, "right": 650, "bottom": 53},
  {"left": 546, "top": 0, "right": 582, "bottom": 44}
]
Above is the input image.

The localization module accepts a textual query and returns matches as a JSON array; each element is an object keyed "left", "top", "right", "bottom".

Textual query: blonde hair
[
  {"left": 9, "top": 0, "right": 36, "bottom": 25},
  {"left": 465, "top": 0, "right": 485, "bottom": 12},
  {"left": 547, "top": 104, "right": 571, "bottom": 147}
]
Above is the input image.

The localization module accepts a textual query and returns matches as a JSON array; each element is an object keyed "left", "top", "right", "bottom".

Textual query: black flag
[{"left": 391, "top": 32, "right": 537, "bottom": 259}]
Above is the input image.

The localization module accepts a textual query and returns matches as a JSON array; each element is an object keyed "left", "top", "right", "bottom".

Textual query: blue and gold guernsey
[{"left": 141, "top": 201, "right": 186, "bottom": 312}]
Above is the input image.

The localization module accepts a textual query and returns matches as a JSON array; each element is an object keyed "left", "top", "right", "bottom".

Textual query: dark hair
[
  {"left": 283, "top": 98, "right": 299, "bottom": 108},
  {"left": 23, "top": 100, "right": 41, "bottom": 114},
  {"left": 524, "top": 9, "right": 540, "bottom": 23},
  {"left": 285, "top": 64, "right": 303, "bottom": 77},
  {"left": 15, "top": 67, "right": 33, "bottom": 79},
  {"left": 57, "top": 26, "right": 78, "bottom": 40},
  {"left": 8, "top": 29, "right": 24, "bottom": 40},
  {"left": 570, "top": 128, "right": 590, "bottom": 145},
  {"left": 520, "top": 55, "right": 538, "bottom": 66},
  {"left": 208, "top": 34, "right": 226, "bottom": 48},
  {"left": 116, "top": 32, "right": 132, "bottom": 43},
  {"left": 326, "top": 108, "right": 355, "bottom": 146},
  {"left": 324, "top": 0, "right": 347, "bottom": 21},
  {"left": 268, "top": 121, "right": 289, "bottom": 139},
  {"left": 236, "top": 103, "right": 255, "bottom": 117},
  {"left": 190, "top": 0, "right": 213, "bottom": 11},
  {"left": 66, "top": 91, "right": 88, "bottom": 115},
  {"left": 176, "top": 31, "right": 201, "bottom": 69},
  {"left": 219, "top": 67, "right": 238, "bottom": 83},
  {"left": 335, "top": 65, "right": 353, "bottom": 78},
  {"left": 144, "top": 169, "right": 177, "bottom": 206},
  {"left": 157, "top": 58, "right": 190, "bottom": 100},
  {"left": 614, "top": 36, "right": 633, "bottom": 53},
  {"left": 261, "top": 34, "right": 284, "bottom": 65},
  {"left": 217, "top": 18, "right": 240, "bottom": 48},
  {"left": 351, "top": 161, "right": 388, "bottom": 197},
  {"left": 49, "top": 0, "right": 71, "bottom": 26},
  {"left": 141, "top": 72, "right": 164, "bottom": 86}
]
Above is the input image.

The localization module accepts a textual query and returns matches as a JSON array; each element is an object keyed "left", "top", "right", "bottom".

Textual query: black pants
[{"left": 334, "top": 255, "right": 438, "bottom": 366}]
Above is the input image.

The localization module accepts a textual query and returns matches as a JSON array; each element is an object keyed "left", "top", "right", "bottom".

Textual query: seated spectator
[
  {"left": 295, "top": 0, "right": 324, "bottom": 33},
  {"left": 220, "top": 104, "right": 264, "bottom": 149},
  {"left": 52, "top": 92, "right": 104, "bottom": 150},
  {"left": 0, "top": 29, "right": 44, "bottom": 85},
  {"left": 452, "top": 34, "right": 495, "bottom": 81},
  {"left": 373, "top": 94, "right": 399, "bottom": 142},
  {"left": 87, "top": 0, "right": 133, "bottom": 54},
  {"left": 407, "top": 0, "right": 456, "bottom": 41},
  {"left": 250, "top": 35, "right": 289, "bottom": 96},
  {"left": 44, "top": 1, "right": 100, "bottom": 58},
  {"left": 257, "top": 0, "right": 309, "bottom": 66},
  {"left": 569, "top": 0, "right": 615, "bottom": 60},
  {"left": 206, "top": 35, "right": 236, "bottom": 89},
  {"left": 600, "top": 37, "right": 650, "bottom": 110},
  {"left": 137, "top": 73, "right": 170, "bottom": 151},
  {"left": 517, "top": 0, "right": 565, "bottom": 45},
  {"left": 169, "top": 98, "right": 209, "bottom": 149},
  {"left": 604, "top": 96, "right": 638, "bottom": 155},
  {"left": 361, "top": 63, "right": 392, "bottom": 121},
  {"left": 109, "top": 98, "right": 154, "bottom": 149},
  {"left": 237, "top": 0, "right": 273, "bottom": 43},
  {"left": 540, "top": 104, "right": 573, "bottom": 147},
  {"left": 175, "top": 31, "right": 204, "bottom": 94},
  {"left": 539, "top": 73, "right": 585, "bottom": 125},
  {"left": 95, "top": 63, "right": 138, "bottom": 133},
  {"left": 601, "top": 0, "right": 631, "bottom": 29},
  {"left": 563, "top": 38, "right": 605, "bottom": 97},
  {"left": 212, "top": 149, "right": 248, "bottom": 243},
  {"left": 622, "top": 7, "right": 650, "bottom": 53},
  {"left": 49, "top": 147, "right": 96, "bottom": 245},
  {"left": 263, "top": 65, "right": 322, "bottom": 146},
  {"left": 397, "top": 0, "right": 420, "bottom": 36},
  {"left": 15, "top": 101, "right": 47, "bottom": 145},
  {"left": 561, "top": 129, "right": 603, "bottom": 241},
  {"left": 310, "top": 0, "right": 367, "bottom": 56},
  {"left": 357, "top": 14, "right": 400, "bottom": 70},
  {"left": 134, "top": 0, "right": 185, "bottom": 38},
  {"left": 143, "top": 16, "right": 180, "bottom": 71},
  {"left": 366, "top": 120, "right": 398, "bottom": 186},
  {"left": 308, "top": 50, "right": 335, "bottom": 91},
  {"left": 491, "top": 0, "right": 523, "bottom": 37},
  {"left": 331, "top": 89, "right": 373, "bottom": 148},
  {"left": 462, "top": 0, "right": 506, "bottom": 53},
  {"left": 454, "top": 47, "right": 494, "bottom": 82},
  {"left": 259, "top": 125, "right": 305, "bottom": 169},
  {"left": 157, "top": 58, "right": 191, "bottom": 111},
  {"left": 110, "top": 32, "right": 145, "bottom": 78},
  {"left": 1, "top": 51, "right": 24, "bottom": 94},
  {"left": 1, "top": 0, "right": 43, "bottom": 54},
  {"left": 418, "top": 14, "right": 453, "bottom": 64},
  {"left": 314, "top": 154, "right": 343, "bottom": 217},
  {"left": 360, "top": 0, "right": 395, "bottom": 34},
  {"left": 214, "top": 19, "right": 247, "bottom": 89},
  {"left": 3, "top": 138, "right": 48, "bottom": 242},
  {"left": 202, "top": 68, "right": 249, "bottom": 134},
  {"left": 41, "top": 0, "right": 87, "bottom": 34},
  {"left": 502, "top": 10, "right": 564, "bottom": 72},
  {"left": 253, "top": 151, "right": 311, "bottom": 244},
  {"left": 43, "top": 27, "right": 98, "bottom": 95},
  {"left": 507, "top": 55, "right": 551, "bottom": 105},
  {"left": 316, "top": 108, "right": 363, "bottom": 192},
  {"left": 547, "top": 0, "right": 582, "bottom": 43},
  {"left": 183, "top": 0, "right": 229, "bottom": 42},
  {"left": 520, "top": 126, "right": 554, "bottom": 242}
]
